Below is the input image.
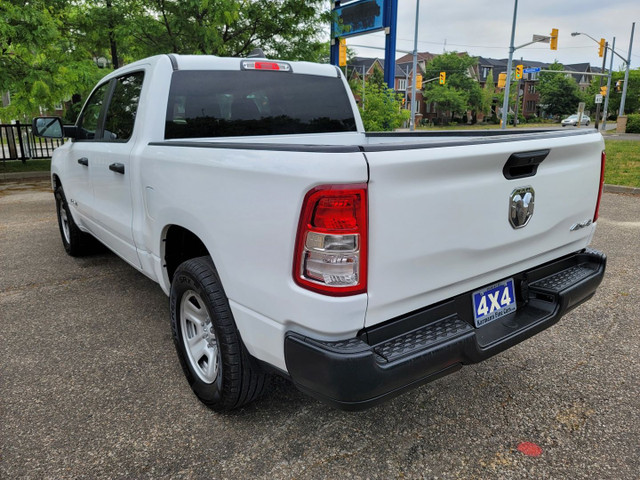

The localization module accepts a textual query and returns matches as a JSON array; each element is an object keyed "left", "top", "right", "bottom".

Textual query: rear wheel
[
  {"left": 170, "top": 256, "right": 267, "bottom": 411},
  {"left": 54, "top": 185, "right": 97, "bottom": 256}
]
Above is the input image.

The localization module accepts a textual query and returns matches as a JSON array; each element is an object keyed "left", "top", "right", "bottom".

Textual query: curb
[
  {"left": 0, "top": 171, "right": 51, "bottom": 183},
  {"left": 603, "top": 184, "right": 640, "bottom": 195}
]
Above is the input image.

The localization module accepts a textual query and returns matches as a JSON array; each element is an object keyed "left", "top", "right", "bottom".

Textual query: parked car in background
[{"left": 562, "top": 114, "right": 591, "bottom": 127}]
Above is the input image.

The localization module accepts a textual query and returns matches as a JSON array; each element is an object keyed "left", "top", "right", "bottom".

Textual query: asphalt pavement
[{"left": 1, "top": 181, "right": 638, "bottom": 479}]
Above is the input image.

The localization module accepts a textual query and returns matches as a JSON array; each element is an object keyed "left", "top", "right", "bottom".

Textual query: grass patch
[
  {"left": 1, "top": 158, "right": 51, "bottom": 173},
  {"left": 604, "top": 140, "right": 640, "bottom": 188}
]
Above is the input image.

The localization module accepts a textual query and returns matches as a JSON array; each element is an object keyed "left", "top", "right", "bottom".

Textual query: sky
[{"left": 343, "top": 0, "right": 640, "bottom": 70}]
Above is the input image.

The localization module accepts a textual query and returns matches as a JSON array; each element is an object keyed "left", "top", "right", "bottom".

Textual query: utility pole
[
  {"left": 501, "top": 0, "right": 518, "bottom": 130},
  {"left": 619, "top": 22, "right": 635, "bottom": 117},
  {"left": 602, "top": 37, "right": 615, "bottom": 132},
  {"left": 595, "top": 41, "right": 607, "bottom": 129},
  {"left": 410, "top": 0, "right": 420, "bottom": 131},
  {"left": 513, "top": 57, "right": 523, "bottom": 127}
]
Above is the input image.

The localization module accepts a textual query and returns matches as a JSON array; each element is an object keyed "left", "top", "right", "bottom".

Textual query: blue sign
[
  {"left": 333, "top": 0, "right": 385, "bottom": 38},
  {"left": 330, "top": 0, "right": 397, "bottom": 89},
  {"left": 523, "top": 67, "right": 541, "bottom": 73}
]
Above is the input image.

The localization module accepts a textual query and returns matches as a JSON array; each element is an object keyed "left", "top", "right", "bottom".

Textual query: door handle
[
  {"left": 77, "top": 157, "right": 89, "bottom": 166},
  {"left": 109, "top": 163, "right": 125, "bottom": 174}
]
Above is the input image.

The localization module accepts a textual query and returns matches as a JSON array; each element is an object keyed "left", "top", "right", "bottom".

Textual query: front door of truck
[{"left": 87, "top": 71, "right": 145, "bottom": 268}]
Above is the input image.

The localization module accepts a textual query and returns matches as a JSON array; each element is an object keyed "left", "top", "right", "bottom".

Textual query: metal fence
[{"left": 1, "top": 122, "right": 65, "bottom": 162}]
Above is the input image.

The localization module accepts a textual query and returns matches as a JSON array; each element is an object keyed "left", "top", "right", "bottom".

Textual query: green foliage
[
  {"left": 1, "top": 0, "right": 330, "bottom": 121},
  {"left": 422, "top": 52, "right": 481, "bottom": 123},
  {"left": 368, "top": 67, "right": 385, "bottom": 89},
  {"left": 351, "top": 80, "right": 409, "bottom": 131},
  {"left": 0, "top": 0, "right": 105, "bottom": 121},
  {"left": 89, "top": 0, "right": 329, "bottom": 60},
  {"left": 507, "top": 113, "right": 526, "bottom": 125},
  {"left": 480, "top": 69, "right": 495, "bottom": 117},
  {"left": 626, "top": 114, "right": 640, "bottom": 133},
  {"left": 537, "top": 61, "right": 585, "bottom": 117},
  {"left": 585, "top": 68, "right": 640, "bottom": 118}
]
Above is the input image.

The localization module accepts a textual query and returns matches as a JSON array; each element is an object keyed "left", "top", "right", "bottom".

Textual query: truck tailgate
[{"left": 363, "top": 131, "right": 604, "bottom": 327}]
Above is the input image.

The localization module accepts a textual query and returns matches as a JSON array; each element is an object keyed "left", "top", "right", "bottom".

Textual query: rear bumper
[{"left": 284, "top": 248, "right": 606, "bottom": 410}]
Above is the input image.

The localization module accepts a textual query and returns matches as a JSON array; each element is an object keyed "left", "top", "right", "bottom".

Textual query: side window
[
  {"left": 102, "top": 72, "right": 144, "bottom": 142},
  {"left": 76, "top": 82, "right": 111, "bottom": 140}
]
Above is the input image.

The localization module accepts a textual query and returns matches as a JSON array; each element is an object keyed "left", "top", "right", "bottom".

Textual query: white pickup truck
[{"left": 34, "top": 54, "right": 606, "bottom": 411}]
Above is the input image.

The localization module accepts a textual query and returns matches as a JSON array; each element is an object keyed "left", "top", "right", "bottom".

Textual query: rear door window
[{"left": 165, "top": 70, "right": 356, "bottom": 139}]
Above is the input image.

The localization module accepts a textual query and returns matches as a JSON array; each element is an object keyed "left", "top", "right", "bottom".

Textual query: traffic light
[
  {"left": 416, "top": 74, "right": 423, "bottom": 90},
  {"left": 550, "top": 28, "right": 559, "bottom": 50},
  {"left": 439, "top": 71, "right": 446, "bottom": 85},
  {"left": 600, "top": 85, "right": 607, "bottom": 96},
  {"left": 497, "top": 72, "right": 507, "bottom": 88},
  {"left": 598, "top": 38, "right": 606, "bottom": 58},
  {"left": 338, "top": 38, "right": 347, "bottom": 67},
  {"left": 515, "top": 64, "right": 523, "bottom": 80}
]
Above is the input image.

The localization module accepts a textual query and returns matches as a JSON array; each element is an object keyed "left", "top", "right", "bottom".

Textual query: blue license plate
[{"left": 472, "top": 278, "right": 517, "bottom": 327}]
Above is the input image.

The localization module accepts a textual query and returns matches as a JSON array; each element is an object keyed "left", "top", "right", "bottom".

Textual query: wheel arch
[
  {"left": 52, "top": 173, "right": 61, "bottom": 191},
  {"left": 162, "top": 224, "right": 211, "bottom": 284}
]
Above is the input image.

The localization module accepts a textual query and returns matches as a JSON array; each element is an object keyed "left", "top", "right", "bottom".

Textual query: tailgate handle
[{"left": 503, "top": 149, "right": 549, "bottom": 180}]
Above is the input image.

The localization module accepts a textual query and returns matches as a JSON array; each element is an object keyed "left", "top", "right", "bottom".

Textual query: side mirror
[{"left": 32, "top": 117, "right": 64, "bottom": 138}]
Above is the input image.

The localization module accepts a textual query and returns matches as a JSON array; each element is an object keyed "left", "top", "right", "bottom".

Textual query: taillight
[
  {"left": 293, "top": 184, "right": 367, "bottom": 296},
  {"left": 593, "top": 150, "right": 606, "bottom": 222}
]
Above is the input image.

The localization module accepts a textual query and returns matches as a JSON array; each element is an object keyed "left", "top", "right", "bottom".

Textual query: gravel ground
[{"left": 1, "top": 181, "right": 638, "bottom": 479}]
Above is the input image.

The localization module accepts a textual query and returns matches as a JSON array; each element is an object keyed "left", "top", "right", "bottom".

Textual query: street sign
[
  {"left": 523, "top": 67, "right": 541, "bottom": 73},
  {"left": 595, "top": 94, "right": 603, "bottom": 104},
  {"left": 532, "top": 34, "right": 550, "bottom": 44}
]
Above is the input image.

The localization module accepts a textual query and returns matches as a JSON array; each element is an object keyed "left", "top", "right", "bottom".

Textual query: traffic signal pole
[
  {"left": 619, "top": 22, "right": 635, "bottom": 117},
  {"left": 602, "top": 37, "right": 615, "bottom": 132},
  {"left": 500, "top": 0, "right": 518, "bottom": 130},
  {"left": 594, "top": 42, "right": 607, "bottom": 129},
  {"left": 409, "top": 0, "right": 420, "bottom": 131}
]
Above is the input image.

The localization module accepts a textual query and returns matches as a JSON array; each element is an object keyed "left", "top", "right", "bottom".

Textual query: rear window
[{"left": 165, "top": 70, "right": 357, "bottom": 139}]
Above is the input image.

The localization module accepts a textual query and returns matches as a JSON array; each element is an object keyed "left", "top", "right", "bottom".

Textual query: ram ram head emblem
[{"left": 509, "top": 187, "right": 535, "bottom": 229}]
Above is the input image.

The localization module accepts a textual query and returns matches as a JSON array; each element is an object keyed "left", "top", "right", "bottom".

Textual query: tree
[
  {"left": 537, "top": 61, "right": 585, "bottom": 117},
  {"left": 422, "top": 52, "right": 482, "bottom": 124},
  {"left": 585, "top": 68, "right": 640, "bottom": 119},
  {"left": 351, "top": 79, "right": 409, "bottom": 131},
  {"left": 104, "top": 0, "right": 329, "bottom": 60},
  {"left": 1, "top": 0, "right": 331, "bottom": 121},
  {"left": 480, "top": 68, "right": 496, "bottom": 118},
  {"left": 1, "top": 1, "right": 112, "bottom": 121}
]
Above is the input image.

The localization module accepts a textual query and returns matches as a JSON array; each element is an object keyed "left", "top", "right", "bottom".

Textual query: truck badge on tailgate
[{"left": 509, "top": 187, "right": 534, "bottom": 229}]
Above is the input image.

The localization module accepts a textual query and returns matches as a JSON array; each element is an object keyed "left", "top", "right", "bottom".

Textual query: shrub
[
  {"left": 507, "top": 113, "right": 526, "bottom": 125},
  {"left": 625, "top": 114, "right": 640, "bottom": 133}
]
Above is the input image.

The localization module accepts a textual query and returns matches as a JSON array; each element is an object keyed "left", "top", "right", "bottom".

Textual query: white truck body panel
[
  {"left": 48, "top": 53, "right": 605, "bottom": 382},
  {"left": 363, "top": 133, "right": 602, "bottom": 325}
]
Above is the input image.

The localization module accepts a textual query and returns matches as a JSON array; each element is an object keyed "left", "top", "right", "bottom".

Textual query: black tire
[
  {"left": 586, "top": 121, "right": 590, "bottom": 126},
  {"left": 170, "top": 256, "right": 267, "bottom": 411},
  {"left": 54, "top": 185, "right": 97, "bottom": 256}
]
